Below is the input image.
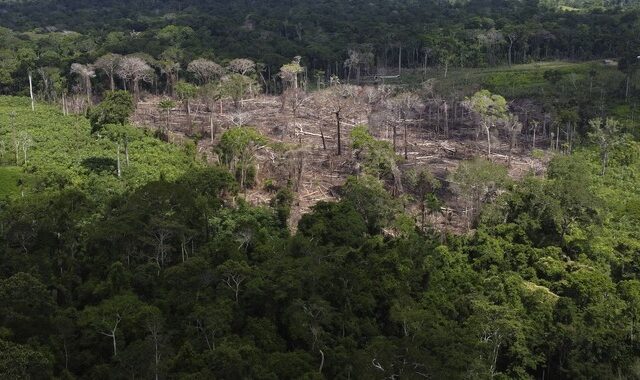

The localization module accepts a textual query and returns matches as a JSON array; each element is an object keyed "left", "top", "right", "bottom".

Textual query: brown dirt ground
[{"left": 133, "top": 89, "right": 550, "bottom": 233}]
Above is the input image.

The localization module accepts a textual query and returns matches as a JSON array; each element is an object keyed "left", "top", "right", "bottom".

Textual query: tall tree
[
  {"left": 95, "top": 53, "right": 122, "bottom": 91},
  {"left": 465, "top": 90, "right": 508, "bottom": 156},
  {"left": 116, "top": 56, "right": 154, "bottom": 102},
  {"left": 187, "top": 58, "right": 223, "bottom": 85},
  {"left": 70, "top": 63, "right": 96, "bottom": 106}
]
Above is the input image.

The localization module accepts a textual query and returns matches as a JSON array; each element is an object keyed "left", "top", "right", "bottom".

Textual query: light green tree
[
  {"left": 219, "top": 74, "right": 257, "bottom": 108},
  {"left": 279, "top": 56, "right": 304, "bottom": 89},
  {"left": 451, "top": 158, "right": 508, "bottom": 228},
  {"left": 218, "top": 127, "right": 266, "bottom": 189},
  {"left": 588, "top": 117, "right": 623, "bottom": 175},
  {"left": 466, "top": 90, "right": 508, "bottom": 156}
]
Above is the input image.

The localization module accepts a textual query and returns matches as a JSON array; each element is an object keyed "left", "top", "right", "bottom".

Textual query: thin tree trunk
[
  {"left": 320, "top": 127, "right": 326, "bottom": 150},
  {"left": 486, "top": 125, "right": 491, "bottom": 157},
  {"left": 336, "top": 111, "right": 342, "bottom": 156},
  {"left": 403, "top": 122, "right": 408, "bottom": 159},
  {"left": 393, "top": 125, "right": 397, "bottom": 152},
  {"left": 86, "top": 77, "right": 92, "bottom": 105},
  {"left": 532, "top": 126, "right": 536, "bottom": 149},
  {"left": 214, "top": 112, "right": 215, "bottom": 144},
  {"left": 29, "top": 72, "right": 35, "bottom": 112},
  {"left": 124, "top": 140, "right": 130, "bottom": 167},
  {"left": 319, "top": 349, "right": 325, "bottom": 374},
  {"left": 626, "top": 75, "right": 631, "bottom": 101},
  {"left": 116, "top": 143, "right": 121, "bottom": 177}
]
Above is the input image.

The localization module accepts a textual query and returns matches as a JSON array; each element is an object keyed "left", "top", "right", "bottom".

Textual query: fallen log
[{"left": 295, "top": 128, "right": 334, "bottom": 139}]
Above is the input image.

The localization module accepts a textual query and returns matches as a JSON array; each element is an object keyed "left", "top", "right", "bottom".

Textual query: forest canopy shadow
[{"left": 81, "top": 157, "right": 118, "bottom": 174}]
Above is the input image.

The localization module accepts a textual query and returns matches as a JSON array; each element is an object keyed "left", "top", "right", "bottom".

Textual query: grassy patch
[
  {"left": 0, "top": 96, "right": 198, "bottom": 199},
  {"left": 392, "top": 61, "right": 622, "bottom": 100}
]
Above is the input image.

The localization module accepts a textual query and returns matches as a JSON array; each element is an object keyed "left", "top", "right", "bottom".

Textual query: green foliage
[
  {"left": 218, "top": 127, "right": 266, "bottom": 189},
  {"left": 174, "top": 81, "right": 198, "bottom": 101},
  {"left": 1, "top": 0, "right": 640, "bottom": 377},
  {"left": 271, "top": 186, "right": 294, "bottom": 227},
  {"left": 0, "top": 338, "right": 51, "bottom": 379},
  {"left": 157, "top": 99, "right": 175, "bottom": 111},
  {"left": 351, "top": 125, "right": 396, "bottom": 178},
  {"left": 451, "top": 158, "right": 508, "bottom": 224},
  {"left": 467, "top": 89, "right": 508, "bottom": 119},
  {"left": 0, "top": 97, "right": 195, "bottom": 199},
  {"left": 219, "top": 74, "right": 257, "bottom": 107},
  {"left": 0, "top": 166, "right": 24, "bottom": 197},
  {"left": 341, "top": 175, "right": 399, "bottom": 233},
  {"left": 87, "top": 91, "right": 134, "bottom": 134}
]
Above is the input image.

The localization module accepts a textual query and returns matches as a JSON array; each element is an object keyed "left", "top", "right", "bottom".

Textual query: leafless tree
[
  {"left": 285, "top": 148, "right": 306, "bottom": 192},
  {"left": 37, "top": 66, "right": 61, "bottom": 102},
  {"left": 228, "top": 58, "right": 256, "bottom": 76},
  {"left": 391, "top": 92, "right": 422, "bottom": 159},
  {"left": 94, "top": 53, "right": 122, "bottom": 91},
  {"left": 116, "top": 56, "right": 154, "bottom": 101},
  {"left": 17, "top": 131, "right": 33, "bottom": 165},
  {"left": 344, "top": 44, "right": 374, "bottom": 83},
  {"left": 187, "top": 58, "right": 224, "bottom": 85},
  {"left": 226, "top": 111, "right": 253, "bottom": 127},
  {"left": 70, "top": 63, "right": 96, "bottom": 105},
  {"left": 505, "top": 115, "right": 523, "bottom": 166},
  {"left": 315, "top": 85, "right": 358, "bottom": 155}
]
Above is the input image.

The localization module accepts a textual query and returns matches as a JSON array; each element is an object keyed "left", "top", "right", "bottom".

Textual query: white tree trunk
[
  {"left": 116, "top": 143, "right": 121, "bottom": 177},
  {"left": 28, "top": 72, "right": 35, "bottom": 112}
]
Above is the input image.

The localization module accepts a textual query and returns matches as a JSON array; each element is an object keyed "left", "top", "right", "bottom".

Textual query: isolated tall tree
[
  {"left": 95, "top": 53, "right": 122, "bottom": 91},
  {"left": 199, "top": 83, "right": 222, "bottom": 142},
  {"left": 219, "top": 74, "right": 257, "bottom": 108},
  {"left": 187, "top": 58, "right": 223, "bottom": 85},
  {"left": 116, "top": 56, "right": 154, "bottom": 102},
  {"left": 279, "top": 56, "right": 304, "bottom": 89},
  {"left": 316, "top": 85, "right": 358, "bottom": 156},
  {"left": 465, "top": 90, "right": 508, "bottom": 156},
  {"left": 70, "top": 63, "right": 96, "bottom": 105}
]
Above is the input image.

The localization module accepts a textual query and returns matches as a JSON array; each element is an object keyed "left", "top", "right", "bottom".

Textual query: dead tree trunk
[
  {"left": 403, "top": 121, "right": 408, "bottom": 159},
  {"left": 28, "top": 72, "right": 35, "bottom": 112},
  {"left": 336, "top": 110, "right": 342, "bottom": 156}
]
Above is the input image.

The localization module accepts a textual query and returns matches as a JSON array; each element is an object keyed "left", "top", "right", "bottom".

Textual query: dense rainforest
[
  {"left": 2, "top": 0, "right": 640, "bottom": 95},
  {"left": 2, "top": 0, "right": 640, "bottom": 379}
]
